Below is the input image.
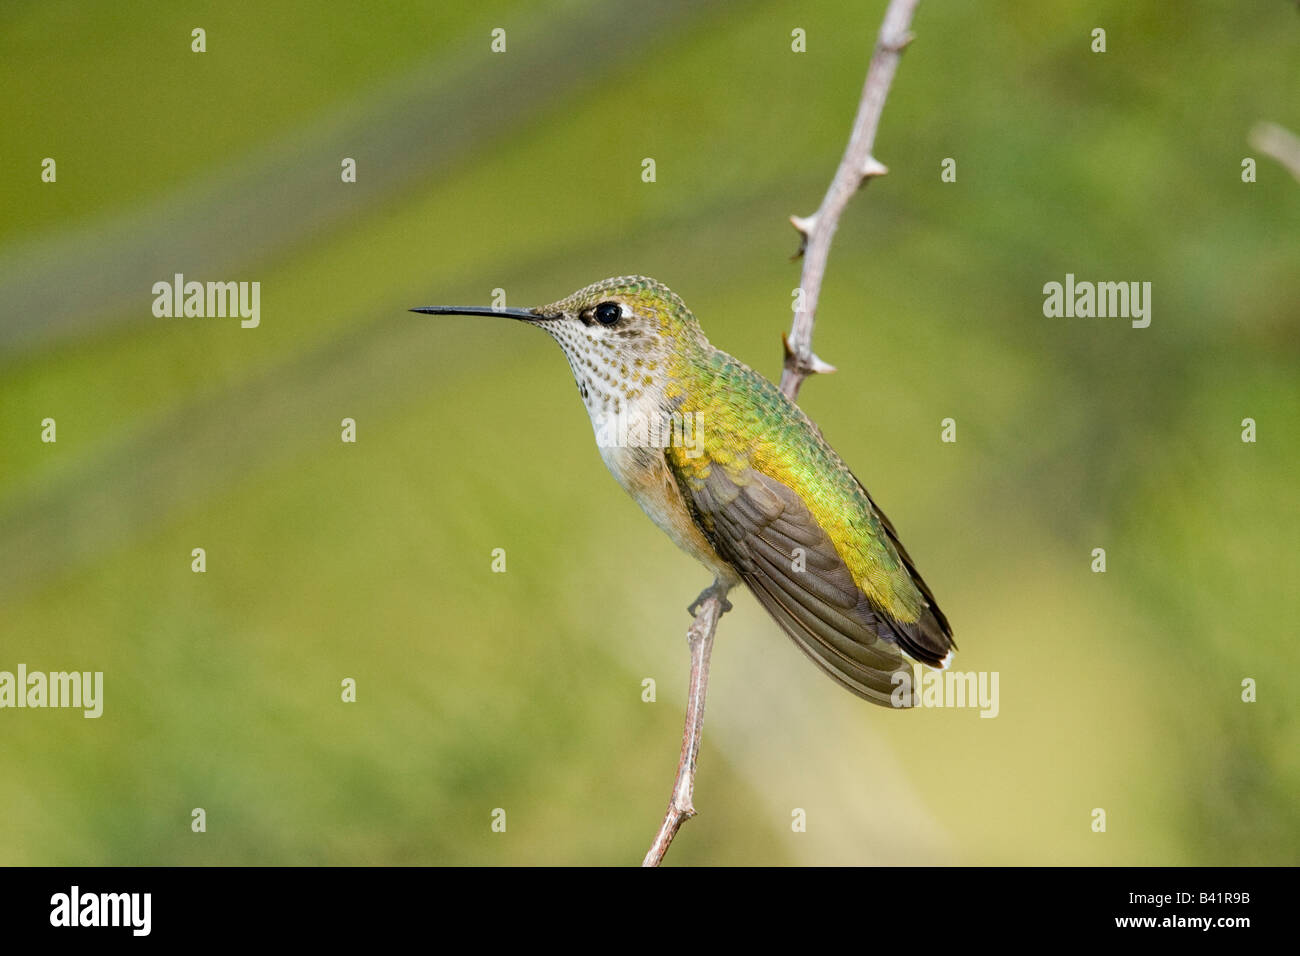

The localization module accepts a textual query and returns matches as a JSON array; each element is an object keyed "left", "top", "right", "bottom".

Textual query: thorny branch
[
  {"left": 641, "top": 592, "right": 725, "bottom": 867},
  {"left": 643, "top": 0, "right": 921, "bottom": 866},
  {"left": 782, "top": 0, "right": 920, "bottom": 401}
]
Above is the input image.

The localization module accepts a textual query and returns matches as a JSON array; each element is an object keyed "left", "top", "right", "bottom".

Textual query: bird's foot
[{"left": 687, "top": 582, "right": 733, "bottom": 617}]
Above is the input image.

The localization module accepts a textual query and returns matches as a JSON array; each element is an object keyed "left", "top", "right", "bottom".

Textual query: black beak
[{"left": 409, "top": 306, "right": 559, "bottom": 322}]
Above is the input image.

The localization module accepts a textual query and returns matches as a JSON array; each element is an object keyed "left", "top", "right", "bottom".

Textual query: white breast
[{"left": 589, "top": 413, "right": 735, "bottom": 584}]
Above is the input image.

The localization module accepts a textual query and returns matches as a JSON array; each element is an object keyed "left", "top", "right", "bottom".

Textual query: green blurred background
[{"left": 1, "top": 0, "right": 1297, "bottom": 865}]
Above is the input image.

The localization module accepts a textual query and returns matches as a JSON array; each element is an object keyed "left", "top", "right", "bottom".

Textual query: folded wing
[{"left": 676, "top": 461, "right": 952, "bottom": 707}]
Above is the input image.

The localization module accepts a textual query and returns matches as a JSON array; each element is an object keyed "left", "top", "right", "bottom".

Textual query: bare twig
[
  {"left": 1250, "top": 122, "right": 1300, "bottom": 183},
  {"left": 643, "top": 0, "right": 921, "bottom": 867},
  {"left": 642, "top": 592, "right": 726, "bottom": 867},
  {"left": 782, "top": 0, "right": 920, "bottom": 401}
]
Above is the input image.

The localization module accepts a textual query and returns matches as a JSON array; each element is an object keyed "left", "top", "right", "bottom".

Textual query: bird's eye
[{"left": 594, "top": 301, "right": 622, "bottom": 326}]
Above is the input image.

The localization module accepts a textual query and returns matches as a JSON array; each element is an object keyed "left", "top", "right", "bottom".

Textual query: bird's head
[{"left": 414, "top": 275, "right": 706, "bottom": 413}]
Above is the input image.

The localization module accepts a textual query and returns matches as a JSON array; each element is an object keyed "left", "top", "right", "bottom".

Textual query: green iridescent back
[{"left": 666, "top": 326, "right": 926, "bottom": 625}]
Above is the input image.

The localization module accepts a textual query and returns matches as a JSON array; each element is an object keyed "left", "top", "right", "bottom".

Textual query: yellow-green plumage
[{"left": 668, "top": 347, "right": 925, "bottom": 625}]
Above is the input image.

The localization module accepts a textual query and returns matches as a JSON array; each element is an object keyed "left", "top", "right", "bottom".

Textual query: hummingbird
[{"left": 413, "top": 276, "right": 953, "bottom": 705}]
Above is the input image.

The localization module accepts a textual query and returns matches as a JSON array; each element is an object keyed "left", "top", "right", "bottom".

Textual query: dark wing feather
[
  {"left": 857, "top": 488, "right": 955, "bottom": 667},
  {"left": 681, "top": 463, "right": 921, "bottom": 707}
]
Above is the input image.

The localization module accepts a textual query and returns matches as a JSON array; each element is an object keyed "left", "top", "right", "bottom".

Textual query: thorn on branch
[
  {"left": 860, "top": 155, "right": 889, "bottom": 182},
  {"left": 807, "top": 351, "right": 838, "bottom": 375},
  {"left": 789, "top": 213, "right": 817, "bottom": 259},
  {"left": 790, "top": 213, "right": 818, "bottom": 236},
  {"left": 880, "top": 30, "right": 915, "bottom": 54},
  {"left": 782, "top": 331, "right": 837, "bottom": 378}
]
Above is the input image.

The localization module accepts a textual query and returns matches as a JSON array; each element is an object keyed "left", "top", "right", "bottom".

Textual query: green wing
[{"left": 668, "top": 457, "right": 953, "bottom": 707}]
